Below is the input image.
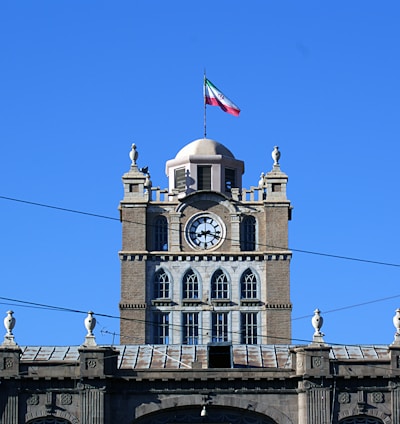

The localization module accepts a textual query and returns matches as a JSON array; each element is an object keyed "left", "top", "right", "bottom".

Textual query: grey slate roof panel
[{"left": 18, "top": 345, "right": 389, "bottom": 368}]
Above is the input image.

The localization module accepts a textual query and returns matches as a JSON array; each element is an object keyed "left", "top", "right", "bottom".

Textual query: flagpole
[{"left": 203, "top": 71, "right": 207, "bottom": 139}]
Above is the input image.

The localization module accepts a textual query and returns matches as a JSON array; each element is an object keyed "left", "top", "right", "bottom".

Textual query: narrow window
[
  {"left": 154, "top": 269, "right": 169, "bottom": 299},
  {"left": 212, "top": 312, "right": 229, "bottom": 342},
  {"left": 241, "top": 312, "right": 258, "bottom": 344},
  {"left": 183, "top": 312, "right": 199, "bottom": 345},
  {"left": 241, "top": 216, "right": 256, "bottom": 251},
  {"left": 154, "top": 216, "right": 168, "bottom": 251},
  {"left": 155, "top": 312, "right": 170, "bottom": 344},
  {"left": 224, "top": 168, "right": 236, "bottom": 192},
  {"left": 174, "top": 167, "right": 186, "bottom": 191},
  {"left": 211, "top": 270, "right": 229, "bottom": 299},
  {"left": 197, "top": 165, "right": 211, "bottom": 190},
  {"left": 240, "top": 269, "right": 257, "bottom": 299},
  {"left": 183, "top": 269, "right": 199, "bottom": 299}
]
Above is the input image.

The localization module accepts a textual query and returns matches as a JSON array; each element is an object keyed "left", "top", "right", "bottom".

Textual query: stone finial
[
  {"left": 258, "top": 172, "right": 265, "bottom": 188},
  {"left": 311, "top": 308, "right": 325, "bottom": 344},
  {"left": 82, "top": 311, "right": 97, "bottom": 347},
  {"left": 392, "top": 308, "right": 400, "bottom": 345},
  {"left": 272, "top": 146, "right": 281, "bottom": 166},
  {"left": 3, "top": 310, "right": 17, "bottom": 346},
  {"left": 129, "top": 143, "right": 139, "bottom": 166}
]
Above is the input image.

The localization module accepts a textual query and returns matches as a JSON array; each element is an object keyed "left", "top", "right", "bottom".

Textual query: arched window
[
  {"left": 154, "top": 269, "right": 170, "bottom": 299},
  {"left": 240, "top": 269, "right": 258, "bottom": 299},
  {"left": 241, "top": 216, "right": 256, "bottom": 251},
  {"left": 28, "top": 419, "right": 71, "bottom": 424},
  {"left": 211, "top": 270, "right": 229, "bottom": 299},
  {"left": 340, "top": 418, "right": 383, "bottom": 424},
  {"left": 154, "top": 216, "right": 168, "bottom": 251},
  {"left": 182, "top": 269, "right": 199, "bottom": 299}
]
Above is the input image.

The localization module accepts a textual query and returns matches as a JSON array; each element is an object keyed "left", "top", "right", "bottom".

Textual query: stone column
[{"left": 293, "top": 344, "right": 332, "bottom": 424}]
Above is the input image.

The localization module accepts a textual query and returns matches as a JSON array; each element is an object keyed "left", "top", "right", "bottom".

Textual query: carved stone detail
[
  {"left": 312, "top": 356, "right": 322, "bottom": 368},
  {"left": 60, "top": 393, "right": 73, "bottom": 405},
  {"left": 338, "top": 392, "right": 350, "bottom": 404},
  {"left": 86, "top": 358, "right": 97, "bottom": 369},
  {"left": 371, "top": 392, "right": 384, "bottom": 403},
  {"left": 4, "top": 357, "right": 14, "bottom": 369},
  {"left": 27, "top": 394, "right": 39, "bottom": 405}
]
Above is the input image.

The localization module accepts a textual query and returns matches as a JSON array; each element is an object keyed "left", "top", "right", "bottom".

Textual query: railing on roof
[{"left": 149, "top": 187, "right": 266, "bottom": 203}]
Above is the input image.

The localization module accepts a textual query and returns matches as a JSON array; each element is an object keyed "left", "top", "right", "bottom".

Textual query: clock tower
[{"left": 119, "top": 138, "right": 292, "bottom": 345}]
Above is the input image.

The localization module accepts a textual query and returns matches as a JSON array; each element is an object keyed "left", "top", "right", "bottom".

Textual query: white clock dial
[{"left": 186, "top": 214, "right": 223, "bottom": 250}]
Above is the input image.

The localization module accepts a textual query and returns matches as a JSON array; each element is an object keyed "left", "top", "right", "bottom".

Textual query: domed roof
[{"left": 175, "top": 138, "right": 235, "bottom": 159}]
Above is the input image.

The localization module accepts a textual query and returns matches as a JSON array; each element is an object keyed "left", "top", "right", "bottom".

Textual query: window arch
[
  {"left": 154, "top": 269, "right": 170, "bottom": 299},
  {"left": 28, "top": 419, "right": 71, "bottom": 424},
  {"left": 340, "top": 418, "right": 383, "bottom": 424},
  {"left": 211, "top": 269, "right": 229, "bottom": 299},
  {"left": 241, "top": 216, "right": 256, "bottom": 251},
  {"left": 182, "top": 269, "right": 199, "bottom": 299},
  {"left": 154, "top": 216, "right": 168, "bottom": 251},
  {"left": 240, "top": 268, "right": 258, "bottom": 299}
]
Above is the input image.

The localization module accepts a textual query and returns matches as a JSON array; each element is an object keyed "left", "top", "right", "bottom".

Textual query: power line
[
  {"left": 0, "top": 195, "right": 119, "bottom": 222},
  {"left": 1, "top": 194, "right": 400, "bottom": 268},
  {"left": 1, "top": 295, "right": 398, "bottom": 347},
  {"left": 293, "top": 293, "right": 400, "bottom": 320}
]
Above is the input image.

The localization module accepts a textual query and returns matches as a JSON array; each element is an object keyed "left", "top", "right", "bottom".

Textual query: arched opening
[
  {"left": 134, "top": 405, "right": 277, "bottom": 424},
  {"left": 339, "top": 417, "right": 384, "bottom": 424},
  {"left": 27, "top": 419, "right": 71, "bottom": 424}
]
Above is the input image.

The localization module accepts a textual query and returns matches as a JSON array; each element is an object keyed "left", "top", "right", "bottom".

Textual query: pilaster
[
  {"left": 0, "top": 382, "right": 18, "bottom": 424},
  {"left": 80, "top": 385, "right": 105, "bottom": 424},
  {"left": 389, "top": 344, "right": 400, "bottom": 377},
  {"left": 169, "top": 212, "right": 182, "bottom": 251}
]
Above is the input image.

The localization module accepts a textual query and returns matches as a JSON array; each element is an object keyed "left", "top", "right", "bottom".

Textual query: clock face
[{"left": 186, "top": 214, "right": 224, "bottom": 250}]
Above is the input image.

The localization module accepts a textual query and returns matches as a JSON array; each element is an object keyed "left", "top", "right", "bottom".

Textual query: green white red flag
[{"left": 204, "top": 78, "right": 240, "bottom": 117}]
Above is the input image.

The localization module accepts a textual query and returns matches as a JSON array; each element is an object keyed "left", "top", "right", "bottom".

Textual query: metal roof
[{"left": 18, "top": 344, "right": 389, "bottom": 370}]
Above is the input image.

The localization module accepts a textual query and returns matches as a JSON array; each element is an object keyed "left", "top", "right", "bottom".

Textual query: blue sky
[{"left": 1, "top": 1, "right": 399, "bottom": 347}]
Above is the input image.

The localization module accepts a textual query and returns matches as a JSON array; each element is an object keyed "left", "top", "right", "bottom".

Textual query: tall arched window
[
  {"left": 182, "top": 269, "right": 199, "bottom": 299},
  {"left": 241, "top": 216, "right": 256, "bottom": 251},
  {"left": 240, "top": 269, "right": 258, "bottom": 299},
  {"left": 154, "top": 216, "right": 168, "bottom": 251},
  {"left": 211, "top": 270, "right": 229, "bottom": 299},
  {"left": 154, "top": 269, "right": 170, "bottom": 299}
]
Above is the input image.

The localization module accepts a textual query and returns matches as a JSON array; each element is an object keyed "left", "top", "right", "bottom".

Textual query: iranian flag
[{"left": 204, "top": 78, "right": 240, "bottom": 117}]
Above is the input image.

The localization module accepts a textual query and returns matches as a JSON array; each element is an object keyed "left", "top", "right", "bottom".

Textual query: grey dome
[{"left": 175, "top": 138, "right": 235, "bottom": 159}]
